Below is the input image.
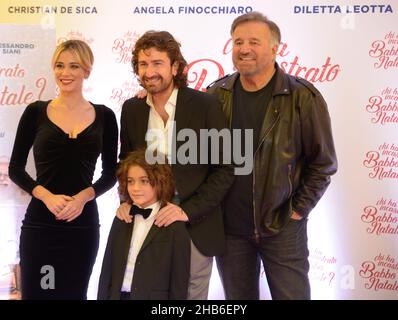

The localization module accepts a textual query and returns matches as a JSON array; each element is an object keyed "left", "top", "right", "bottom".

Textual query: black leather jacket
[{"left": 207, "top": 63, "right": 338, "bottom": 236}]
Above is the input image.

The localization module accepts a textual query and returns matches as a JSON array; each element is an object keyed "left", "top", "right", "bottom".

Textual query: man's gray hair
[{"left": 230, "top": 11, "right": 281, "bottom": 47}]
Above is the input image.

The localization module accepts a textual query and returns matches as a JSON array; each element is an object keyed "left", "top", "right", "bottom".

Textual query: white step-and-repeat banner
[{"left": 0, "top": 0, "right": 397, "bottom": 299}]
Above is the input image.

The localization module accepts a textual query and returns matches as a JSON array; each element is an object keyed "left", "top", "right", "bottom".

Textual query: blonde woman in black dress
[{"left": 8, "top": 40, "right": 118, "bottom": 299}]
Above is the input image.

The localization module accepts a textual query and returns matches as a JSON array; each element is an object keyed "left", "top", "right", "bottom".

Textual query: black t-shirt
[{"left": 224, "top": 73, "right": 276, "bottom": 235}]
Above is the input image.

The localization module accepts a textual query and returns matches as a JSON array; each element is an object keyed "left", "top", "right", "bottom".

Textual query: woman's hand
[
  {"left": 56, "top": 187, "right": 95, "bottom": 222},
  {"left": 42, "top": 193, "right": 74, "bottom": 217},
  {"left": 56, "top": 195, "right": 86, "bottom": 222},
  {"left": 33, "top": 185, "right": 73, "bottom": 216}
]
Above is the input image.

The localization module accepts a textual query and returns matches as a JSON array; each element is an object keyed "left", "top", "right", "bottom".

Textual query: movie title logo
[
  {"left": 223, "top": 40, "right": 341, "bottom": 83},
  {"left": 0, "top": 63, "right": 47, "bottom": 106},
  {"left": 363, "top": 143, "right": 398, "bottom": 180},
  {"left": 362, "top": 197, "right": 398, "bottom": 235},
  {"left": 369, "top": 31, "right": 398, "bottom": 69},
  {"left": 112, "top": 31, "right": 140, "bottom": 64},
  {"left": 366, "top": 87, "right": 398, "bottom": 125},
  {"left": 123, "top": 37, "right": 341, "bottom": 91},
  {"left": 187, "top": 59, "right": 225, "bottom": 91},
  {"left": 121, "top": 37, "right": 341, "bottom": 92},
  {"left": 110, "top": 80, "right": 141, "bottom": 112},
  {"left": 359, "top": 253, "right": 398, "bottom": 291},
  {"left": 57, "top": 31, "right": 94, "bottom": 45},
  {"left": 309, "top": 248, "right": 337, "bottom": 286}
]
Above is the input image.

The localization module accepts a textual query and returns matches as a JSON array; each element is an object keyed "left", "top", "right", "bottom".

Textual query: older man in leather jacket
[{"left": 207, "top": 12, "right": 337, "bottom": 300}]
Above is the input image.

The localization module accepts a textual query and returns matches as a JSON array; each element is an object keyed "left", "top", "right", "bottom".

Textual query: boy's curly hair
[{"left": 117, "top": 149, "right": 175, "bottom": 207}]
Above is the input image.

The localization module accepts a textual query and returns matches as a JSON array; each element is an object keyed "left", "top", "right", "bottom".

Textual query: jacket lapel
[
  {"left": 174, "top": 87, "right": 194, "bottom": 136},
  {"left": 170, "top": 87, "right": 194, "bottom": 164},
  {"left": 138, "top": 224, "right": 160, "bottom": 255},
  {"left": 134, "top": 100, "right": 151, "bottom": 147},
  {"left": 257, "top": 66, "right": 289, "bottom": 152},
  {"left": 111, "top": 221, "right": 134, "bottom": 296}
]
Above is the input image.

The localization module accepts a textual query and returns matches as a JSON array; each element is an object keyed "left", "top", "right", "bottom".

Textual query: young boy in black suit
[{"left": 97, "top": 150, "right": 190, "bottom": 300}]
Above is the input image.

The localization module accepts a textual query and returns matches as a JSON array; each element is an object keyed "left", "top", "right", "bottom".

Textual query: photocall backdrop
[{"left": 0, "top": 0, "right": 397, "bottom": 299}]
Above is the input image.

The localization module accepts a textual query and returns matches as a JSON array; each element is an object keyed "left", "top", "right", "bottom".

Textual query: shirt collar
[{"left": 146, "top": 87, "right": 178, "bottom": 111}]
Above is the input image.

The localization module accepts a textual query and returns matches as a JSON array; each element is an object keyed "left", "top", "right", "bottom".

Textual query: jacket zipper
[{"left": 253, "top": 112, "right": 280, "bottom": 241}]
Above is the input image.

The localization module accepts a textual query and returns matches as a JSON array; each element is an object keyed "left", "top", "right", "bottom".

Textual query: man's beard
[{"left": 141, "top": 75, "right": 172, "bottom": 94}]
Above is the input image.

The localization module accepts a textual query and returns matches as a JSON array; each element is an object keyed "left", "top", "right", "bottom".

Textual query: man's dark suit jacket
[
  {"left": 119, "top": 87, "right": 235, "bottom": 256},
  {"left": 97, "top": 218, "right": 191, "bottom": 300}
]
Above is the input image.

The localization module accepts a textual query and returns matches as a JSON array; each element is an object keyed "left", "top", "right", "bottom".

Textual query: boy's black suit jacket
[{"left": 97, "top": 217, "right": 190, "bottom": 300}]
